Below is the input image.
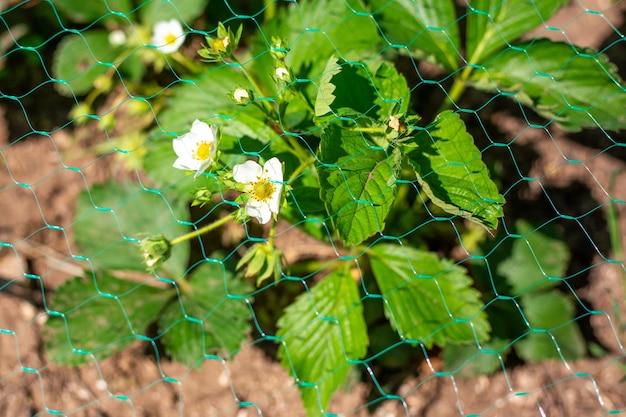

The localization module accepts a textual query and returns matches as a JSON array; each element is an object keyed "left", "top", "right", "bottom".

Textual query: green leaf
[
  {"left": 118, "top": 51, "right": 146, "bottom": 83},
  {"left": 317, "top": 124, "right": 400, "bottom": 245},
  {"left": 139, "top": 0, "right": 210, "bottom": 27},
  {"left": 52, "top": 31, "right": 124, "bottom": 97},
  {"left": 515, "top": 291, "right": 585, "bottom": 361},
  {"left": 372, "top": 61, "right": 411, "bottom": 118},
  {"left": 252, "top": 0, "right": 383, "bottom": 99},
  {"left": 158, "top": 261, "right": 253, "bottom": 367},
  {"left": 497, "top": 220, "right": 570, "bottom": 296},
  {"left": 277, "top": 268, "right": 368, "bottom": 416},
  {"left": 52, "top": 0, "right": 132, "bottom": 24},
  {"left": 470, "top": 39, "right": 626, "bottom": 131},
  {"left": 314, "top": 56, "right": 345, "bottom": 118},
  {"left": 315, "top": 57, "right": 411, "bottom": 122},
  {"left": 406, "top": 110, "right": 505, "bottom": 229},
  {"left": 152, "top": 66, "right": 251, "bottom": 134},
  {"left": 314, "top": 57, "right": 378, "bottom": 119},
  {"left": 466, "top": 0, "right": 568, "bottom": 64},
  {"left": 369, "top": 243, "right": 490, "bottom": 348},
  {"left": 74, "top": 182, "right": 190, "bottom": 277},
  {"left": 367, "top": 0, "right": 460, "bottom": 71},
  {"left": 44, "top": 276, "right": 170, "bottom": 366},
  {"left": 443, "top": 337, "right": 510, "bottom": 377}
]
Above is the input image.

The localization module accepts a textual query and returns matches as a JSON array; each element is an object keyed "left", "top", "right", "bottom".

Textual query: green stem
[
  {"left": 264, "top": 0, "right": 277, "bottom": 20},
  {"left": 230, "top": 56, "right": 276, "bottom": 117},
  {"left": 171, "top": 212, "right": 236, "bottom": 246},
  {"left": 172, "top": 51, "right": 204, "bottom": 73},
  {"left": 289, "top": 156, "right": 316, "bottom": 182},
  {"left": 347, "top": 126, "right": 386, "bottom": 134},
  {"left": 294, "top": 88, "right": 316, "bottom": 115},
  {"left": 439, "top": 65, "right": 475, "bottom": 113},
  {"left": 268, "top": 218, "right": 278, "bottom": 248}
]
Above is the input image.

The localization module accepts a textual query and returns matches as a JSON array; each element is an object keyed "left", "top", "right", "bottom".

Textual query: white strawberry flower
[
  {"left": 151, "top": 19, "right": 186, "bottom": 54},
  {"left": 172, "top": 120, "right": 218, "bottom": 178},
  {"left": 233, "top": 157, "right": 283, "bottom": 224}
]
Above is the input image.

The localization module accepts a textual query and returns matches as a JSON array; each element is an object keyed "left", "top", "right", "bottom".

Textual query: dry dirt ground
[{"left": 2, "top": 1, "right": 626, "bottom": 416}]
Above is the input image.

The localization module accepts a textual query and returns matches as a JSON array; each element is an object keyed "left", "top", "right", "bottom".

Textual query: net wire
[{"left": 1, "top": 0, "right": 626, "bottom": 416}]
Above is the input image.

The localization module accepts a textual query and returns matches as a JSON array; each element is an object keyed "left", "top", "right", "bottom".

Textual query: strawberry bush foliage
[{"left": 43, "top": 0, "right": 626, "bottom": 415}]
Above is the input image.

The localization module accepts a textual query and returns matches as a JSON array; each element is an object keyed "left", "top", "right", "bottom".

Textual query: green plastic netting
[{"left": 1, "top": 0, "right": 626, "bottom": 416}]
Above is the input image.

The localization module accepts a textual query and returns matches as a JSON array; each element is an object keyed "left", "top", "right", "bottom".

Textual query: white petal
[
  {"left": 233, "top": 160, "right": 263, "bottom": 184},
  {"left": 190, "top": 120, "right": 214, "bottom": 140},
  {"left": 193, "top": 159, "right": 212, "bottom": 178},
  {"left": 263, "top": 157, "right": 283, "bottom": 182},
  {"left": 268, "top": 183, "right": 283, "bottom": 214},
  {"left": 173, "top": 156, "right": 199, "bottom": 172},
  {"left": 246, "top": 201, "right": 272, "bottom": 224},
  {"left": 172, "top": 135, "right": 193, "bottom": 158},
  {"left": 210, "top": 125, "right": 219, "bottom": 158}
]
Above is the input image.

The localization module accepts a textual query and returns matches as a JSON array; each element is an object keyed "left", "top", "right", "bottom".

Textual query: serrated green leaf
[
  {"left": 466, "top": 0, "right": 568, "bottom": 64},
  {"left": 52, "top": 31, "right": 124, "bottom": 97},
  {"left": 470, "top": 39, "right": 626, "bottom": 131},
  {"left": 314, "top": 56, "right": 344, "bottom": 118},
  {"left": 368, "top": 0, "right": 460, "bottom": 71},
  {"left": 497, "top": 220, "right": 570, "bottom": 296},
  {"left": 317, "top": 124, "right": 400, "bottom": 245},
  {"left": 369, "top": 244, "right": 490, "bottom": 348},
  {"left": 406, "top": 110, "right": 505, "bottom": 229},
  {"left": 52, "top": 0, "right": 132, "bottom": 24},
  {"left": 152, "top": 66, "right": 251, "bottom": 133},
  {"left": 139, "top": 0, "right": 209, "bottom": 27},
  {"left": 314, "top": 57, "right": 377, "bottom": 120},
  {"left": 44, "top": 276, "right": 170, "bottom": 366},
  {"left": 158, "top": 261, "right": 253, "bottom": 367},
  {"left": 74, "top": 182, "right": 190, "bottom": 277},
  {"left": 315, "top": 57, "right": 411, "bottom": 122},
  {"left": 252, "top": 0, "right": 383, "bottom": 100},
  {"left": 277, "top": 268, "right": 368, "bottom": 416},
  {"left": 372, "top": 61, "right": 411, "bottom": 118},
  {"left": 515, "top": 291, "right": 585, "bottom": 361}
]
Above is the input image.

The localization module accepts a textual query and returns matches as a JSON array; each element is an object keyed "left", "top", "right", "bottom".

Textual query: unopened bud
[
  {"left": 139, "top": 234, "right": 172, "bottom": 270},
  {"left": 231, "top": 87, "right": 252, "bottom": 105},
  {"left": 274, "top": 66, "right": 291, "bottom": 82},
  {"left": 270, "top": 36, "right": 288, "bottom": 60}
]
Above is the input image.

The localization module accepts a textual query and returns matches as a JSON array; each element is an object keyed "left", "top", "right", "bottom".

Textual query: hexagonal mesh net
[{"left": 1, "top": 0, "right": 626, "bottom": 416}]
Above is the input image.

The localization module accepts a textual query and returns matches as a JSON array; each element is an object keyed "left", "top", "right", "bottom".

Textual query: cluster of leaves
[{"left": 42, "top": 0, "right": 626, "bottom": 416}]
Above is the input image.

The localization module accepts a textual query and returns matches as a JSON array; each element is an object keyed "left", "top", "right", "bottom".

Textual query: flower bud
[
  {"left": 274, "top": 66, "right": 292, "bottom": 83},
  {"left": 269, "top": 36, "right": 288, "bottom": 60},
  {"left": 108, "top": 29, "right": 127, "bottom": 46},
  {"left": 198, "top": 22, "right": 242, "bottom": 63},
  {"left": 191, "top": 188, "right": 213, "bottom": 207},
  {"left": 231, "top": 87, "right": 252, "bottom": 105},
  {"left": 139, "top": 234, "right": 172, "bottom": 270}
]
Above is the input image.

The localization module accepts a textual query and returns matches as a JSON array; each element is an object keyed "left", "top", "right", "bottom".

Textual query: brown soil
[{"left": 2, "top": 1, "right": 626, "bottom": 416}]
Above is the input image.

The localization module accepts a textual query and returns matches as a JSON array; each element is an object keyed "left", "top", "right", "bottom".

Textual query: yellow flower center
[
  {"left": 193, "top": 141, "right": 213, "bottom": 161},
  {"left": 213, "top": 37, "right": 229, "bottom": 53},
  {"left": 165, "top": 32, "right": 177, "bottom": 45},
  {"left": 250, "top": 177, "right": 276, "bottom": 202}
]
